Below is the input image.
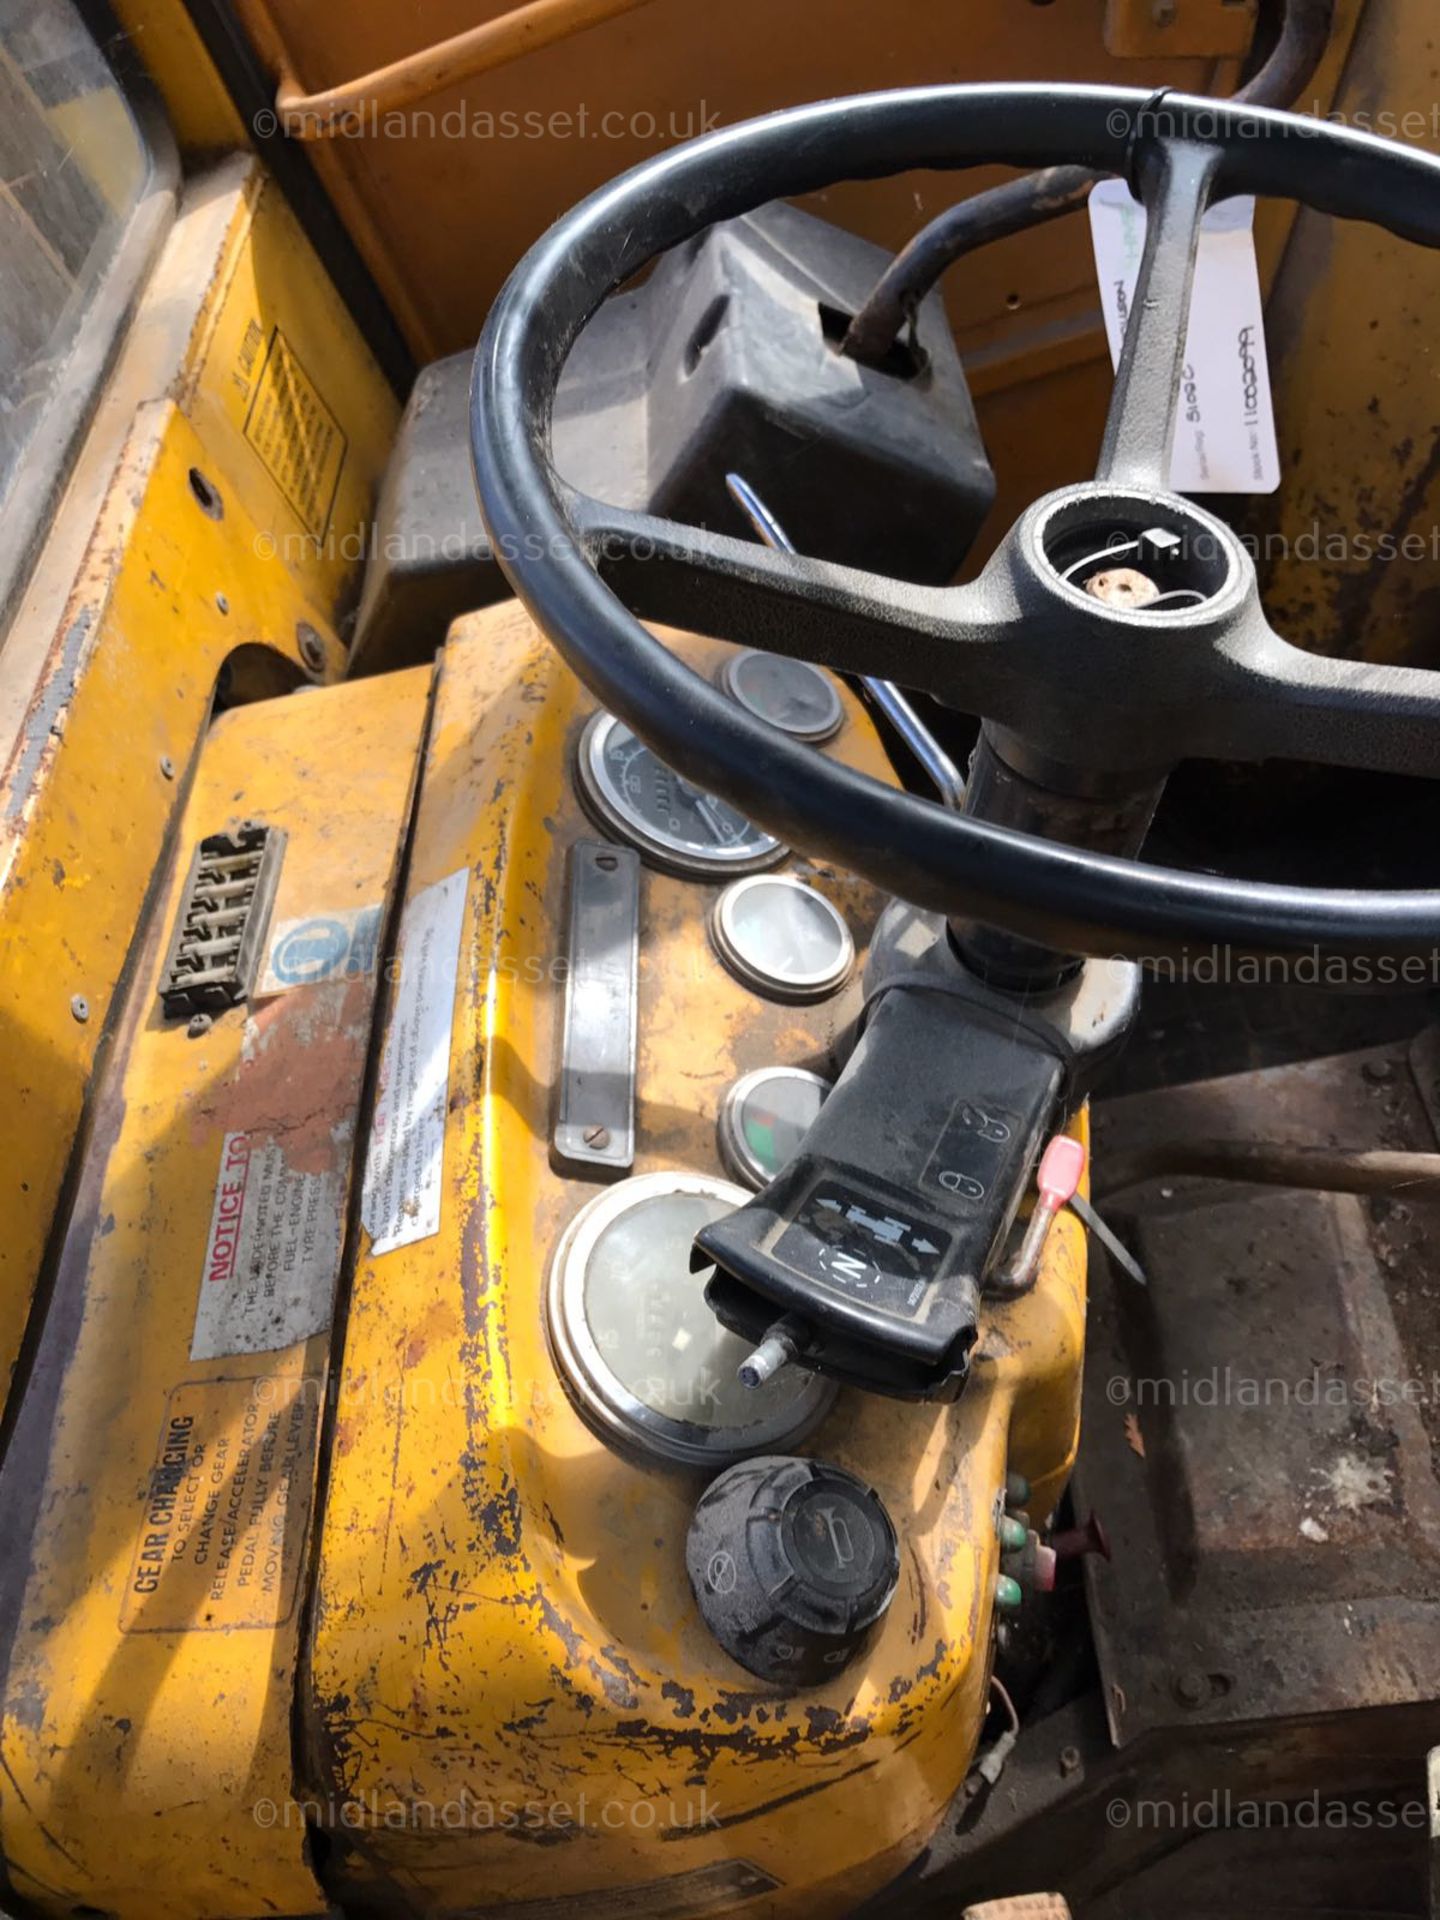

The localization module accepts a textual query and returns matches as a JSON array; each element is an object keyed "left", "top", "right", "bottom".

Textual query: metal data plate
[{"left": 554, "top": 839, "right": 640, "bottom": 1173}]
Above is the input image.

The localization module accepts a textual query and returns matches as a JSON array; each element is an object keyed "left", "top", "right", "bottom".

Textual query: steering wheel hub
[{"left": 1028, "top": 484, "right": 1248, "bottom": 621}]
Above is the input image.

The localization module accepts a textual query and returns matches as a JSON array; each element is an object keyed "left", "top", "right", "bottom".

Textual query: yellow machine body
[
  {"left": 8, "top": 2, "right": 1440, "bottom": 1915},
  {"left": 0, "top": 156, "right": 397, "bottom": 1422},
  {"left": 0, "top": 608, "right": 1087, "bottom": 1920},
  {"left": 0, "top": 663, "right": 429, "bottom": 1919}
]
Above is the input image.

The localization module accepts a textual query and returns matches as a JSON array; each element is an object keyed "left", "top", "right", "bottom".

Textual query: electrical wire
[{"left": 991, "top": 1672, "right": 1021, "bottom": 1737}]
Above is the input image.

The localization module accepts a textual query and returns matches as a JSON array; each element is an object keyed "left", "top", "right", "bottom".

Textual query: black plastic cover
[
  {"left": 697, "top": 986, "right": 1068, "bottom": 1399},
  {"left": 352, "top": 202, "right": 993, "bottom": 671},
  {"left": 686, "top": 1455, "right": 900, "bottom": 1686}
]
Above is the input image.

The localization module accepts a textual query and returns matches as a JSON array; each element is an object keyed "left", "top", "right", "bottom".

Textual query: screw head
[
  {"left": 215, "top": 592, "right": 230, "bottom": 616},
  {"left": 1058, "top": 1744, "right": 1082, "bottom": 1778},
  {"left": 187, "top": 1012, "right": 213, "bottom": 1039},
  {"left": 159, "top": 755, "right": 175, "bottom": 780},
  {"left": 70, "top": 994, "right": 89, "bottom": 1023},
  {"left": 296, "top": 623, "right": 326, "bottom": 675},
  {"left": 1173, "top": 1669, "right": 1208, "bottom": 1708},
  {"left": 582, "top": 1124, "right": 611, "bottom": 1150}
]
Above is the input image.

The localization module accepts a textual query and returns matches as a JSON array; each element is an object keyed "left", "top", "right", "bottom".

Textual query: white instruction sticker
[
  {"left": 361, "top": 867, "right": 468, "bottom": 1256},
  {"left": 1088, "top": 181, "right": 1279, "bottom": 494},
  {"left": 192, "top": 1131, "right": 345, "bottom": 1358}
]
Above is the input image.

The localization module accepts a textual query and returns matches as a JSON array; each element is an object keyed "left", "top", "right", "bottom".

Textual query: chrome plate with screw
[
  {"left": 719, "top": 1066, "right": 833, "bottom": 1190},
  {"left": 710, "top": 875, "right": 855, "bottom": 1002},
  {"left": 553, "top": 840, "right": 640, "bottom": 1175},
  {"left": 546, "top": 1171, "right": 834, "bottom": 1468},
  {"left": 576, "top": 710, "right": 785, "bottom": 877},
  {"left": 718, "top": 649, "right": 844, "bottom": 743}
]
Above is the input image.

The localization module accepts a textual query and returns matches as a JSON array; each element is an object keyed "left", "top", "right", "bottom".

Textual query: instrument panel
[{"left": 556, "top": 649, "right": 858, "bottom": 1462}]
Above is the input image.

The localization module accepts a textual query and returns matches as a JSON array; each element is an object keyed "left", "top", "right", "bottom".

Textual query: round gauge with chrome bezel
[
  {"left": 718, "top": 1065, "right": 833, "bottom": 1190},
  {"left": 710, "top": 874, "right": 855, "bottom": 1002},
  {"left": 575, "top": 710, "right": 785, "bottom": 877},
  {"left": 718, "top": 649, "right": 845, "bottom": 744},
  {"left": 546, "top": 1171, "right": 834, "bottom": 1469}
]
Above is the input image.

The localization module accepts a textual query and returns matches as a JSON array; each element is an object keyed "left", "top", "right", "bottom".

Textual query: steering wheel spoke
[
  {"left": 1228, "top": 623, "right": 1440, "bottom": 779},
  {"left": 568, "top": 491, "right": 1007, "bottom": 701},
  {"left": 1096, "top": 140, "right": 1220, "bottom": 491}
]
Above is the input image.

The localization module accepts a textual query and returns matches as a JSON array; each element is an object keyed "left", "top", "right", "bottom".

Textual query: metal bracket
[
  {"left": 553, "top": 839, "right": 640, "bottom": 1175},
  {"left": 1104, "top": 0, "right": 1257, "bottom": 61}
]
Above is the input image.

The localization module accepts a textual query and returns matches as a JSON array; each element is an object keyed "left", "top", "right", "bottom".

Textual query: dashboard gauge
[
  {"left": 576, "top": 711, "right": 785, "bottom": 877},
  {"left": 547, "top": 1172, "right": 834, "bottom": 1468},
  {"left": 710, "top": 874, "right": 855, "bottom": 1002},
  {"left": 719, "top": 649, "right": 845, "bottom": 743},
  {"left": 719, "top": 1066, "right": 832, "bottom": 1191}
]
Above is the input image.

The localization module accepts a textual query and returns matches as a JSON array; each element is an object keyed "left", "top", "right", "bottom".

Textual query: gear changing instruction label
[
  {"left": 122, "top": 1376, "right": 320, "bottom": 1633},
  {"left": 1089, "top": 181, "right": 1279, "bottom": 493}
]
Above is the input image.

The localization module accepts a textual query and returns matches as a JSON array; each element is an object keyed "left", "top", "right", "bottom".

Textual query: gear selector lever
[{"left": 695, "top": 983, "right": 1072, "bottom": 1400}]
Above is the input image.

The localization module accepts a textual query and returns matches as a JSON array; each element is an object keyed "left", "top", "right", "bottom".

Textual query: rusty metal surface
[
  {"left": 1235, "top": 0, "right": 1440, "bottom": 669},
  {"left": 872, "top": 1674, "right": 1434, "bottom": 1916},
  {"left": 0, "top": 667, "right": 429, "bottom": 1919},
  {"left": 1077, "top": 1038, "right": 1440, "bottom": 1745}
]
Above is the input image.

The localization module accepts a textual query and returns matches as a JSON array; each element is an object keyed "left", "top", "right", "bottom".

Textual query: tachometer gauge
[
  {"left": 546, "top": 1172, "right": 834, "bottom": 1469},
  {"left": 576, "top": 711, "right": 785, "bottom": 877},
  {"left": 710, "top": 874, "right": 855, "bottom": 1002}
]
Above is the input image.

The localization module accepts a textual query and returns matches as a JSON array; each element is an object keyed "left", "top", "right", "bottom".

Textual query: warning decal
[
  {"left": 361, "top": 867, "right": 468, "bottom": 1256},
  {"left": 122, "top": 1376, "right": 320, "bottom": 1633},
  {"left": 242, "top": 326, "right": 347, "bottom": 537},
  {"left": 191, "top": 1131, "right": 345, "bottom": 1359}
]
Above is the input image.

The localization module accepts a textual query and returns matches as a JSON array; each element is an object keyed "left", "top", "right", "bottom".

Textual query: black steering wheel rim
[{"left": 471, "top": 83, "right": 1440, "bottom": 974}]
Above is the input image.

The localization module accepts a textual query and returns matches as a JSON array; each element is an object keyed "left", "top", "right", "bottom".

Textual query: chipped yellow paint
[
  {"left": 0, "top": 666, "right": 429, "bottom": 1920},
  {"left": 108, "top": 0, "right": 247, "bottom": 153},
  {"left": 0, "top": 161, "right": 398, "bottom": 1416},
  {"left": 302, "top": 604, "right": 1086, "bottom": 1917}
]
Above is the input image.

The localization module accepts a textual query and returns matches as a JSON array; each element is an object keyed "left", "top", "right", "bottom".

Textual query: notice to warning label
[
  {"left": 242, "top": 326, "right": 347, "bottom": 537},
  {"left": 122, "top": 1376, "right": 320, "bottom": 1633},
  {"left": 191, "top": 1130, "right": 344, "bottom": 1360},
  {"left": 361, "top": 867, "right": 468, "bottom": 1256}
]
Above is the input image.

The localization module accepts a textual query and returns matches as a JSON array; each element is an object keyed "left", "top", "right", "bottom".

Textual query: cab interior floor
[{"left": 876, "top": 1030, "right": 1440, "bottom": 1920}]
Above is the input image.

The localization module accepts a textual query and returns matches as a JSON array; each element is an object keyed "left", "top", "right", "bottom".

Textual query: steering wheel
[{"left": 470, "top": 85, "right": 1440, "bottom": 972}]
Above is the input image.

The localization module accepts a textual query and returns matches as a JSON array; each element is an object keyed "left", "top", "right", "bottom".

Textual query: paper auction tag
[{"left": 1088, "top": 180, "right": 1280, "bottom": 494}]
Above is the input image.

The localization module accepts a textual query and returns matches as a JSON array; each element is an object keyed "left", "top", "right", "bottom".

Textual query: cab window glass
[{"left": 0, "top": 0, "right": 149, "bottom": 516}]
